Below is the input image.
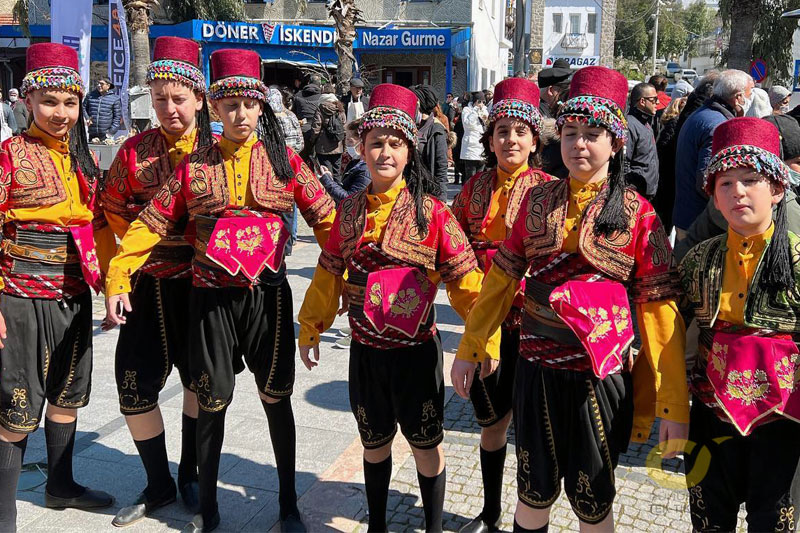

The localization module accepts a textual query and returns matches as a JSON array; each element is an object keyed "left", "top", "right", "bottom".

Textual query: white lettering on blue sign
[
  {"left": 201, "top": 22, "right": 260, "bottom": 41},
  {"left": 279, "top": 25, "right": 335, "bottom": 45}
]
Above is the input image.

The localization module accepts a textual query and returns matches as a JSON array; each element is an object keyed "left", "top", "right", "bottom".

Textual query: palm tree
[
  {"left": 328, "top": 0, "right": 363, "bottom": 94},
  {"left": 124, "top": 0, "right": 160, "bottom": 87},
  {"left": 161, "top": 0, "right": 245, "bottom": 23}
]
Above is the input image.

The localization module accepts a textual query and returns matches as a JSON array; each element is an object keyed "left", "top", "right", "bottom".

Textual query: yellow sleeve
[
  {"left": 105, "top": 219, "right": 163, "bottom": 296},
  {"left": 312, "top": 209, "right": 336, "bottom": 249},
  {"left": 456, "top": 265, "right": 519, "bottom": 362},
  {"left": 94, "top": 224, "right": 118, "bottom": 276},
  {"left": 104, "top": 210, "right": 131, "bottom": 239},
  {"left": 298, "top": 264, "right": 343, "bottom": 347},
  {"left": 446, "top": 267, "right": 502, "bottom": 361},
  {"left": 631, "top": 299, "right": 690, "bottom": 442}
]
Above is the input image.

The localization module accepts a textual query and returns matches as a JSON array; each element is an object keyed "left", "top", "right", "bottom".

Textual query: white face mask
[
  {"left": 781, "top": 105, "right": 791, "bottom": 114},
  {"left": 346, "top": 145, "right": 360, "bottom": 159},
  {"left": 8, "top": 95, "right": 17, "bottom": 103},
  {"left": 740, "top": 92, "right": 754, "bottom": 115},
  {"left": 789, "top": 168, "right": 800, "bottom": 187}
]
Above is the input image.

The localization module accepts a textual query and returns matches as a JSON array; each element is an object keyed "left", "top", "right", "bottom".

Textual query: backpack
[{"left": 323, "top": 112, "right": 345, "bottom": 143}]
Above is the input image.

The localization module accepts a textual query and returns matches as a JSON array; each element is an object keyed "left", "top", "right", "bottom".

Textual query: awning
[{"left": 262, "top": 58, "right": 337, "bottom": 69}]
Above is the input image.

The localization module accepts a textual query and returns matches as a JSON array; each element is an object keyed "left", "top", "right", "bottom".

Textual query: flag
[
  {"left": 108, "top": 0, "right": 131, "bottom": 130},
  {"left": 50, "top": 0, "right": 92, "bottom": 91}
]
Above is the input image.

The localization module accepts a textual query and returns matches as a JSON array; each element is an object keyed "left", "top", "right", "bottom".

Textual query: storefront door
[{"left": 382, "top": 66, "right": 431, "bottom": 87}]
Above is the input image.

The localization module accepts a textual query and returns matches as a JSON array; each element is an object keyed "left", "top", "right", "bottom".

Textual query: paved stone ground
[{"left": 13, "top": 181, "right": 750, "bottom": 532}]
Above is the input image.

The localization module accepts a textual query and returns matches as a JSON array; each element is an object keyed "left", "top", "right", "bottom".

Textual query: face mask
[
  {"left": 781, "top": 105, "right": 791, "bottom": 114},
  {"left": 415, "top": 110, "right": 423, "bottom": 124},
  {"left": 346, "top": 145, "right": 360, "bottom": 159},
  {"left": 8, "top": 95, "right": 16, "bottom": 103},
  {"left": 740, "top": 93, "right": 754, "bottom": 115},
  {"left": 789, "top": 168, "right": 800, "bottom": 187}
]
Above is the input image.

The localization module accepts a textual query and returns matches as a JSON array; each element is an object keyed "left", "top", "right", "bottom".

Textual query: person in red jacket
[
  {"left": 101, "top": 36, "right": 214, "bottom": 527},
  {"left": 0, "top": 42, "right": 115, "bottom": 531}
]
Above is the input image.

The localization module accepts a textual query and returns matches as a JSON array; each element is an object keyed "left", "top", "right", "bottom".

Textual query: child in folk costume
[
  {"left": 104, "top": 49, "right": 335, "bottom": 532},
  {"left": 679, "top": 117, "right": 800, "bottom": 532},
  {"left": 0, "top": 43, "right": 116, "bottom": 530},
  {"left": 456, "top": 66, "right": 690, "bottom": 532},
  {"left": 297, "top": 84, "right": 500, "bottom": 532},
  {"left": 450, "top": 77, "right": 552, "bottom": 533},
  {"left": 100, "top": 37, "right": 213, "bottom": 526}
]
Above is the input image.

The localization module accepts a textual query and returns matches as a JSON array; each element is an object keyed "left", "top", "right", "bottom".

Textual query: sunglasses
[{"left": 641, "top": 96, "right": 659, "bottom": 103}]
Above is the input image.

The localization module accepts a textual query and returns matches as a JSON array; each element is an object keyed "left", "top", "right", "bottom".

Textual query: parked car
[
  {"left": 665, "top": 62, "right": 682, "bottom": 78},
  {"left": 679, "top": 69, "right": 698, "bottom": 83}
]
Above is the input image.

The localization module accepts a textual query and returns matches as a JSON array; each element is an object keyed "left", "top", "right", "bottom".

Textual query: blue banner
[{"left": 108, "top": 0, "right": 130, "bottom": 130}]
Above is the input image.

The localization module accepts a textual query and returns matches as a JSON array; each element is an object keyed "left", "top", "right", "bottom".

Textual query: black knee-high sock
[
  {"left": 513, "top": 520, "right": 548, "bottom": 532},
  {"left": 417, "top": 468, "right": 446, "bottom": 533},
  {"left": 196, "top": 407, "right": 226, "bottom": 523},
  {"left": 261, "top": 399, "right": 297, "bottom": 519},
  {"left": 363, "top": 456, "right": 392, "bottom": 532},
  {"left": 133, "top": 431, "right": 175, "bottom": 500},
  {"left": 0, "top": 438, "right": 27, "bottom": 532},
  {"left": 178, "top": 414, "right": 198, "bottom": 487},
  {"left": 45, "top": 418, "right": 83, "bottom": 498},
  {"left": 480, "top": 444, "right": 506, "bottom": 524}
]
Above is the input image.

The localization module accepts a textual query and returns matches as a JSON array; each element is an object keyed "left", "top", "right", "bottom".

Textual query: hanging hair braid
[
  {"left": 196, "top": 94, "right": 213, "bottom": 148},
  {"left": 405, "top": 146, "right": 442, "bottom": 234},
  {"left": 760, "top": 195, "right": 795, "bottom": 291},
  {"left": 593, "top": 149, "right": 630, "bottom": 237},
  {"left": 257, "top": 100, "right": 292, "bottom": 182},
  {"left": 69, "top": 111, "right": 100, "bottom": 183}
]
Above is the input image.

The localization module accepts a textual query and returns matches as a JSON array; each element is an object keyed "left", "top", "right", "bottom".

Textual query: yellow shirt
[
  {"left": 717, "top": 224, "right": 773, "bottom": 325},
  {"left": 480, "top": 164, "right": 529, "bottom": 242},
  {"left": 297, "top": 180, "right": 500, "bottom": 358},
  {"left": 457, "top": 177, "right": 689, "bottom": 437},
  {"left": 563, "top": 177, "right": 604, "bottom": 253},
  {"left": 106, "top": 133, "right": 334, "bottom": 295}
]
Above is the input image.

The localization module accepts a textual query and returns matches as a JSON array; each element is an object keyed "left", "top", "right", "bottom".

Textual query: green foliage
[
  {"left": 163, "top": 0, "right": 246, "bottom": 22},
  {"left": 12, "top": 0, "right": 30, "bottom": 38},
  {"left": 683, "top": 0, "right": 716, "bottom": 58},
  {"left": 752, "top": 0, "right": 800, "bottom": 84}
]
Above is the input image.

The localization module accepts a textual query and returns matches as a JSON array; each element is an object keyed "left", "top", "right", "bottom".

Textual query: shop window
[
  {"left": 382, "top": 66, "right": 431, "bottom": 87},
  {"left": 587, "top": 13, "right": 597, "bottom": 34},
  {"left": 569, "top": 14, "right": 580, "bottom": 34},
  {"left": 552, "top": 13, "right": 562, "bottom": 34}
]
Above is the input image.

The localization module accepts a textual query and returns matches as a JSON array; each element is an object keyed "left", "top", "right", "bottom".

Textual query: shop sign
[
  {"left": 544, "top": 55, "right": 599, "bottom": 67},
  {"left": 358, "top": 28, "right": 449, "bottom": 49}
]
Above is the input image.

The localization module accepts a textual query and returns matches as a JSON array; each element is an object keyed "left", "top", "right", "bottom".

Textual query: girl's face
[
  {"left": 488, "top": 117, "right": 535, "bottom": 172},
  {"left": 212, "top": 96, "right": 262, "bottom": 142},
  {"left": 560, "top": 121, "right": 622, "bottom": 182},
  {"left": 150, "top": 79, "right": 203, "bottom": 136},
  {"left": 360, "top": 127, "right": 410, "bottom": 188},
  {"left": 26, "top": 89, "right": 80, "bottom": 138},
  {"left": 713, "top": 166, "right": 783, "bottom": 237}
]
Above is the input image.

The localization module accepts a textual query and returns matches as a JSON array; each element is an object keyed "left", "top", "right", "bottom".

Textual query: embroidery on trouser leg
[
  {"left": 776, "top": 494, "right": 795, "bottom": 532},
  {"left": 518, "top": 374, "right": 560, "bottom": 508},
  {"left": 688, "top": 484, "right": 711, "bottom": 531},
  {"left": 195, "top": 371, "right": 227, "bottom": 412},
  {"left": 409, "top": 399, "right": 443, "bottom": 448},
  {"left": 1, "top": 387, "right": 36, "bottom": 431},
  {"left": 355, "top": 404, "right": 393, "bottom": 448},
  {"left": 263, "top": 284, "right": 293, "bottom": 397}
]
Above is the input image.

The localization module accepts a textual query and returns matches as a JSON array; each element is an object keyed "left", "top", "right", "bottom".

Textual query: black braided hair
[
  {"left": 195, "top": 93, "right": 213, "bottom": 148},
  {"left": 256, "top": 99, "right": 292, "bottom": 182},
  {"left": 593, "top": 149, "right": 629, "bottom": 237},
  {"left": 760, "top": 195, "right": 795, "bottom": 291},
  {"left": 68, "top": 111, "right": 100, "bottom": 183},
  {"left": 404, "top": 146, "right": 442, "bottom": 234}
]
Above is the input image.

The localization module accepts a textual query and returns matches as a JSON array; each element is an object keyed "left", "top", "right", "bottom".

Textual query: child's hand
[
  {"left": 299, "top": 343, "right": 320, "bottom": 370},
  {"left": 451, "top": 359, "right": 477, "bottom": 399}
]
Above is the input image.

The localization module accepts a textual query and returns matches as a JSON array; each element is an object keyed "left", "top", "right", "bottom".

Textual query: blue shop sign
[{"left": 191, "top": 20, "right": 450, "bottom": 50}]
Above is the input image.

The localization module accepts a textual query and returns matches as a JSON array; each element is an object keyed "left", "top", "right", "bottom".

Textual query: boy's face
[
  {"left": 488, "top": 117, "right": 535, "bottom": 171},
  {"left": 360, "top": 127, "right": 409, "bottom": 186},
  {"left": 26, "top": 89, "right": 80, "bottom": 138},
  {"left": 560, "top": 121, "right": 622, "bottom": 182},
  {"left": 150, "top": 79, "right": 203, "bottom": 136},
  {"left": 212, "top": 96, "right": 262, "bottom": 142},
  {"left": 713, "top": 166, "right": 784, "bottom": 236}
]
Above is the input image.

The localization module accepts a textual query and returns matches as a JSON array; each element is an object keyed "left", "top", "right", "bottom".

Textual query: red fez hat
[
  {"left": 704, "top": 117, "right": 790, "bottom": 193},
  {"left": 556, "top": 66, "right": 629, "bottom": 141},
  {"left": 568, "top": 66, "right": 628, "bottom": 111},
  {"left": 26, "top": 42, "right": 79, "bottom": 72},
  {"left": 21, "top": 43, "right": 84, "bottom": 97},
  {"left": 359, "top": 84, "right": 419, "bottom": 144},
  {"left": 153, "top": 36, "right": 200, "bottom": 67},
  {"left": 489, "top": 77, "right": 542, "bottom": 133},
  {"left": 147, "top": 36, "right": 205, "bottom": 92},
  {"left": 208, "top": 49, "right": 266, "bottom": 101}
]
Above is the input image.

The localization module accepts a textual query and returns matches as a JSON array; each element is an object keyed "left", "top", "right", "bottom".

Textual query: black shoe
[
  {"left": 45, "top": 486, "right": 114, "bottom": 510},
  {"left": 179, "top": 481, "right": 201, "bottom": 514},
  {"left": 181, "top": 511, "right": 220, "bottom": 533},
  {"left": 280, "top": 511, "right": 307, "bottom": 533},
  {"left": 111, "top": 486, "right": 177, "bottom": 527},
  {"left": 459, "top": 513, "right": 501, "bottom": 533}
]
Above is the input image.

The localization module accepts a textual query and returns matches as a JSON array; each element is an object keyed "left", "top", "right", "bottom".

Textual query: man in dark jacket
[
  {"left": 8, "top": 89, "right": 27, "bottom": 134},
  {"left": 626, "top": 82, "right": 660, "bottom": 198},
  {"left": 84, "top": 77, "right": 121, "bottom": 139},
  {"left": 673, "top": 69, "right": 753, "bottom": 236},
  {"left": 340, "top": 78, "right": 369, "bottom": 122},
  {"left": 537, "top": 58, "right": 572, "bottom": 118},
  {"left": 411, "top": 85, "right": 449, "bottom": 200},
  {"left": 293, "top": 75, "right": 323, "bottom": 157}
]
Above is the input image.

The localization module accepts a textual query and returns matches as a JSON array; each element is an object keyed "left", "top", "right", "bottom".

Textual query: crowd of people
[{"left": 1, "top": 35, "right": 800, "bottom": 533}]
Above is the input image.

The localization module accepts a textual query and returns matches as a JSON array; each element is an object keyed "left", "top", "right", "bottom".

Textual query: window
[
  {"left": 552, "top": 13, "right": 562, "bottom": 33},
  {"left": 481, "top": 68, "right": 488, "bottom": 90},
  {"left": 490, "top": 70, "right": 497, "bottom": 85},
  {"left": 569, "top": 14, "right": 580, "bottom": 34},
  {"left": 587, "top": 13, "right": 597, "bottom": 34}
]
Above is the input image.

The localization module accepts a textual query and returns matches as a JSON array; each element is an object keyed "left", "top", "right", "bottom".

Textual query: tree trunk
[
  {"left": 726, "top": 0, "right": 758, "bottom": 71},
  {"left": 329, "top": 0, "right": 362, "bottom": 94},
  {"left": 128, "top": 7, "right": 151, "bottom": 87}
]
